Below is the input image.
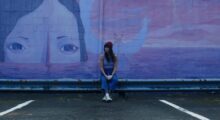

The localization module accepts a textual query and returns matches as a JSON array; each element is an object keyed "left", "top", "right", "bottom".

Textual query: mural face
[
  {"left": 4, "top": 0, "right": 80, "bottom": 63},
  {"left": 0, "top": 0, "right": 220, "bottom": 79}
]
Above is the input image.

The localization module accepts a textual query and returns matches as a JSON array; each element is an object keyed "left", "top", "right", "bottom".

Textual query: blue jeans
[{"left": 100, "top": 69, "right": 118, "bottom": 92}]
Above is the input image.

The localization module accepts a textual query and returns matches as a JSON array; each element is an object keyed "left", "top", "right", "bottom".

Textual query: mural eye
[
  {"left": 60, "top": 44, "right": 78, "bottom": 53},
  {"left": 7, "top": 42, "right": 25, "bottom": 52}
]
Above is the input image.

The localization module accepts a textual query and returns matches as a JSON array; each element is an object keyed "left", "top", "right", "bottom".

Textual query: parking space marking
[
  {"left": 0, "top": 100, "right": 35, "bottom": 117},
  {"left": 159, "top": 100, "right": 210, "bottom": 120}
]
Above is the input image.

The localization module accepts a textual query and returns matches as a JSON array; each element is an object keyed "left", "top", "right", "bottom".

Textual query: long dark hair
[{"left": 104, "top": 42, "right": 116, "bottom": 63}]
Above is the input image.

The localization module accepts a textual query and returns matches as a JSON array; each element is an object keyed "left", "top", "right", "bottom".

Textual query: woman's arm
[
  {"left": 99, "top": 55, "right": 108, "bottom": 78},
  {"left": 111, "top": 56, "right": 118, "bottom": 76}
]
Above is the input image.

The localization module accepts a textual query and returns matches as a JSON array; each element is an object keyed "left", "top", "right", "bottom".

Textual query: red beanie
[{"left": 105, "top": 41, "right": 113, "bottom": 48}]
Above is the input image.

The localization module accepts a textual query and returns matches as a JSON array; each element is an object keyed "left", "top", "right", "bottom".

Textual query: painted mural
[{"left": 0, "top": 0, "right": 220, "bottom": 79}]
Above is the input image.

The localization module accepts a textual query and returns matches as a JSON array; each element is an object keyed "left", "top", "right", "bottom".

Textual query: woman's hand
[
  {"left": 104, "top": 74, "right": 108, "bottom": 79},
  {"left": 104, "top": 74, "right": 112, "bottom": 80},
  {"left": 107, "top": 75, "right": 113, "bottom": 80}
]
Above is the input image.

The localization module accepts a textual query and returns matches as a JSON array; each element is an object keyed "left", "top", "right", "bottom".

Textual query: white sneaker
[
  {"left": 102, "top": 95, "right": 107, "bottom": 101},
  {"left": 106, "top": 93, "right": 112, "bottom": 101}
]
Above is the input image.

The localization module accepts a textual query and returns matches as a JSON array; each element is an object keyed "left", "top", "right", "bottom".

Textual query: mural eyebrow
[
  {"left": 57, "top": 36, "right": 68, "bottom": 39},
  {"left": 18, "top": 36, "right": 29, "bottom": 41},
  {"left": 57, "top": 36, "right": 77, "bottom": 41}
]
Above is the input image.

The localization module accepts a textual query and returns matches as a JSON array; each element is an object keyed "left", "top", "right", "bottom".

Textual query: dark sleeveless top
[{"left": 103, "top": 55, "right": 115, "bottom": 74}]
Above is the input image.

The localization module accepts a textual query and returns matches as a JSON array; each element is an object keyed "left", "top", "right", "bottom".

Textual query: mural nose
[{"left": 45, "top": 32, "right": 51, "bottom": 68}]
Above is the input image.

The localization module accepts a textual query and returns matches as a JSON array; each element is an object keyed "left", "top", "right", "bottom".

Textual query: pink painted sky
[{"left": 90, "top": 0, "right": 220, "bottom": 47}]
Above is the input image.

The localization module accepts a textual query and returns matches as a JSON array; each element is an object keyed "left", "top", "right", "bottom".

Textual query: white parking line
[
  {"left": 159, "top": 100, "right": 210, "bottom": 120},
  {"left": 0, "top": 100, "right": 35, "bottom": 117}
]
